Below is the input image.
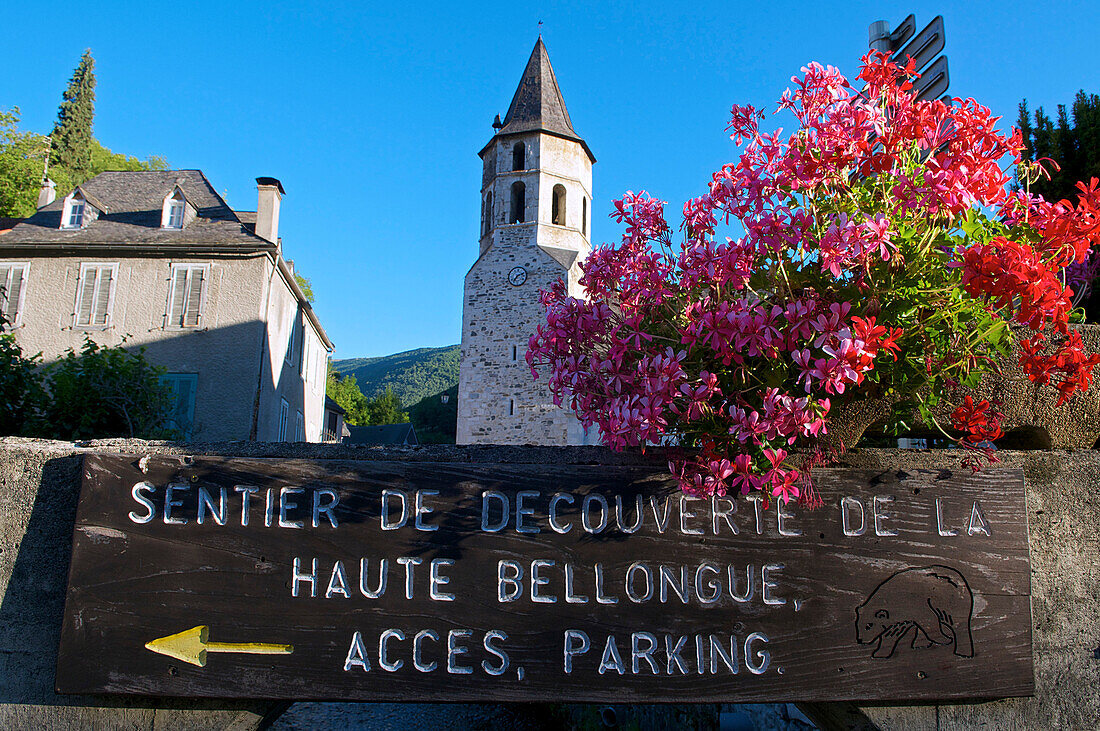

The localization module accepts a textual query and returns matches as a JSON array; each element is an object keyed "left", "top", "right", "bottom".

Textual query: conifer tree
[
  {"left": 1018, "top": 90, "right": 1100, "bottom": 203},
  {"left": 51, "top": 49, "right": 96, "bottom": 184}
]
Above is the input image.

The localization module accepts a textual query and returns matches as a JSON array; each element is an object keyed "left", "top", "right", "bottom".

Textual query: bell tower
[{"left": 457, "top": 38, "right": 595, "bottom": 445}]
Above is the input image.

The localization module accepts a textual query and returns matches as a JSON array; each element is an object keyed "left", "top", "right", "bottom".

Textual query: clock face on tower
[{"left": 507, "top": 266, "right": 527, "bottom": 287}]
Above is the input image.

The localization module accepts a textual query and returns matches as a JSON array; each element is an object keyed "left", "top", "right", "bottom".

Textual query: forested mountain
[{"left": 331, "top": 345, "right": 459, "bottom": 409}]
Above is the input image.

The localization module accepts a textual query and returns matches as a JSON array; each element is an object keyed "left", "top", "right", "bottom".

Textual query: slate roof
[
  {"left": 325, "top": 396, "right": 347, "bottom": 416},
  {"left": 484, "top": 37, "right": 594, "bottom": 162},
  {"left": 0, "top": 170, "right": 273, "bottom": 250},
  {"left": 345, "top": 423, "right": 419, "bottom": 446}
]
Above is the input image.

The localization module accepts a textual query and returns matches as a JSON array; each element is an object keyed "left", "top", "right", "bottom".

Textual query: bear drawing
[{"left": 855, "top": 565, "right": 974, "bottom": 659}]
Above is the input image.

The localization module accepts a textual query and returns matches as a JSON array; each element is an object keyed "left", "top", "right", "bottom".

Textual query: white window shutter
[
  {"left": 184, "top": 268, "right": 204, "bottom": 327},
  {"left": 78, "top": 267, "right": 98, "bottom": 325},
  {"left": 93, "top": 267, "right": 113, "bottom": 325},
  {"left": 1, "top": 265, "right": 23, "bottom": 324},
  {"left": 286, "top": 317, "right": 295, "bottom": 364},
  {"left": 6, "top": 266, "right": 24, "bottom": 322},
  {"left": 170, "top": 268, "right": 188, "bottom": 327}
]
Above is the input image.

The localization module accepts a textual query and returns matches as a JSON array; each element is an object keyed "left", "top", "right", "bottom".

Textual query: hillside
[{"left": 332, "top": 345, "right": 459, "bottom": 409}]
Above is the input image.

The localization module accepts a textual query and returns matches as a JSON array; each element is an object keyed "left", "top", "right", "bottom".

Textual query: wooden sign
[{"left": 57, "top": 454, "right": 1034, "bottom": 702}]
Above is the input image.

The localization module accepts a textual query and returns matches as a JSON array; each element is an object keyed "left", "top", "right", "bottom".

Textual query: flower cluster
[{"left": 528, "top": 52, "right": 1100, "bottom": 504}]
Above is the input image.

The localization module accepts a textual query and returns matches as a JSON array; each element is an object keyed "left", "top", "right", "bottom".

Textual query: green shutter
[{"left": 160, "top": 373, "right": 198, "bottom": 440}]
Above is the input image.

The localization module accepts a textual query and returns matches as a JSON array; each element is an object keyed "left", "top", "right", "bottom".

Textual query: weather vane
[{"left": 538, "top": 20, "right": 543, "bottom": 33}]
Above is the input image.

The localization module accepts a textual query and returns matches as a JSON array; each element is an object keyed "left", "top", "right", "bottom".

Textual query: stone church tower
[{"left": 457, "top": 38, "right": 595, "bottom": 445}]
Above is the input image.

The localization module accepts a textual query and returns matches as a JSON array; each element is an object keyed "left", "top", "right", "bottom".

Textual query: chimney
[
  {"left": 37, "top": 179, "right": 56, "bottom": 209},
  {"left": 255, "top": 177, "right": 284, "bottom": 245}
]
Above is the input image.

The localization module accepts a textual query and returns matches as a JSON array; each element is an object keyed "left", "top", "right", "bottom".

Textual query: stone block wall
[
  {"left": 460, "top": 130, "right": 593, "bottom": 446},
  {"left": 458, "top": 224, "right": 587, "bottom": 445}
]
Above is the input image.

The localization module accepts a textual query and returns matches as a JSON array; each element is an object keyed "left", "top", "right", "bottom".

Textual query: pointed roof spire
[{"left": 490, "top": 38, "right": 594, "bottom": 162}]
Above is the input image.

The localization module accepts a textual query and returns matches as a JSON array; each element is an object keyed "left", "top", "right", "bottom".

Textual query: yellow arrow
[{"left": 145, "top": 625, "right": 293, "bottom": 667}]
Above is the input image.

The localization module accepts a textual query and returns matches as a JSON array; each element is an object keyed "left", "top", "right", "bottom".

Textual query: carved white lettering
[
  {"left": 968, "top": 500, "right": 991, "bottom": 536},
  {"left": 481, "top": 490, "right": 508, "bottom": 532},
  {"left": 841, "top": 496, "right": 866, "bottom": 536},
  {"left": 381, "top": 489, "right": 409, "bottom": 531},
  {"left": 129, "top": 482, "right": 155, "bottom": 524},
  {"left": 343, "top": 631, "right": 370, "bottom": 672},
  {"left": 515, "top": 490, "right": 540, "bottom": 534}
]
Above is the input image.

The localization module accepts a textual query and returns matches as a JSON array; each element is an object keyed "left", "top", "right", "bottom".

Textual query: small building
[
  {"left": 0, "top": 170, "right": 333, "bottom": 442},
  {"left": 345, "top": 423, "right": 419, "bottom": 446},
  {"left": 322, "top": 396, "right": 347, "bottom": 443}
]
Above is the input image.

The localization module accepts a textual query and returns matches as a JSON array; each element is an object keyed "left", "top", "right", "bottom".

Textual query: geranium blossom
[{"left": 527, "top": 52, "right": 1100, "bottom": 504}]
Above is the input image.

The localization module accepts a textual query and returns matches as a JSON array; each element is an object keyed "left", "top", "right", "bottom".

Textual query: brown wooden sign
[{"left": 57, "top": 454, "right": 1033, "bottom": 702}]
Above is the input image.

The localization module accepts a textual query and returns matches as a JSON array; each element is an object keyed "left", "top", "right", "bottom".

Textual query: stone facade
[{"left": 458, "top": 40, "right": 594, "bottom": 445}]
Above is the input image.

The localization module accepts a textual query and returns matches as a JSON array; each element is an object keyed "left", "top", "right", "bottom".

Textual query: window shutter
[
  {"left": 78, "top": 267, "right": 98, "bottom": 325},
  {"left": 6, "top": 266, "right": 24, "bottom": 322},
  {"left": 169, "top": 268, "right": 188, "bottom": 327},
  {"left": 93, "top": 267, "right": 113, "bottom": 325},
  {"left": 286, "top": 317, "right": 295, "bottom": 364},
  {"left": 1, "top": 265, "right": 23, "bottom": 324},
  {"left": 183, "top": 268, "right": 204, "bottom": 327}
]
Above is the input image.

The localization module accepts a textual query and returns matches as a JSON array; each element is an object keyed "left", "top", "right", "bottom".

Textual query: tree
[
  {"left": 0, "top": 313, "right": 44, "bottom": 435},
  {"left": 365, "top": 386, "right": 409, "bottom": 425},
  {"left": 0, "top": 108, "right": 50, "bottom": 218},
  {"left": 37, "top": 337, "right": 177, "bottom": 440},
  {"left": 294, "top": 273, "right": 314, "bottom": 302},
  {"left": 1018, "top": 91, "right": 1100, "bottom": 203},
  {"left": 90, "top": 139, "right": 168, "bottom": 174},
  {"left": 408, "top": 385, "right": 457, "bottom": 443},
  {"left": 51, "top": 49, "right": 96, "bottom": 184},
  {"left": 326, "top": 366, "right": 370, "bottom": 425}
]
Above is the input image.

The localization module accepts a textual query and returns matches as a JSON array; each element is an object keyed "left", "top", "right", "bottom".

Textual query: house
[
  {"left": 345, "top": 423, "right": 419, "bottom": 446},
  {"left": 0, "top": 170, "right": 333, "bottom": 442},
  {"left": 322, "top": 396, "right": 348, "bottom": 443}
]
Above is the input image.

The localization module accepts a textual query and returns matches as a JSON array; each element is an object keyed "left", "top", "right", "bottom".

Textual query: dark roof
[
  {"left": 255, "top": 177, "right": 285, "bottom": 194},
  {"left": 0, "top": 217, "right": 22, "bottom": 233},
  {"left": 482, "top": 38, "right": 594, "bottom": 162},
  {"left": 345, "top": 423, "right": 418, "bottom": 446},
  {"left": 72, "top": 185, "right": 109, "bottom": 214},
  {"left": 0, "top": 170, "right": 272, "bottom": 250},
  {"left": 324, "top": 396, "right": 347, "bottom": 416}
]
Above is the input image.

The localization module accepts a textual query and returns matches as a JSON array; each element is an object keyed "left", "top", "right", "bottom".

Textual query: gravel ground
[{"left": 269, "top": 702, "right": 817, "bottom": 729}]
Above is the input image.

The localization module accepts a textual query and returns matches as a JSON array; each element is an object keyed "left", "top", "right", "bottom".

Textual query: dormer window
[
  {"left": 167, "top": 199, "right": 184, "bottom": 228},
  {"left": 59, "top": 187, "right": 103, "bottom": 230},
  {"left": 64, "top": 196, "right": 86, "bottom": 229},
  {"left": 161, "top": 187, "right": 190, "bottom": 229}
]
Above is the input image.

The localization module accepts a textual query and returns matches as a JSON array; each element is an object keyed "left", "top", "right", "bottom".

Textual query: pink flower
[{"left": 771, "top": 469, "right": 801, "bottom": 504}]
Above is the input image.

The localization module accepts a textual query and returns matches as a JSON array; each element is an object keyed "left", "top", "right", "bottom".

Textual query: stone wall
[{"left": 1, "top": 437, "right": 1096, "bottom": 729}]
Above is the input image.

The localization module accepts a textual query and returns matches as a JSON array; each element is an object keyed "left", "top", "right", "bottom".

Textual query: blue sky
[{"left": 2, "top": 1, "right": 1097, "bottom": 358}]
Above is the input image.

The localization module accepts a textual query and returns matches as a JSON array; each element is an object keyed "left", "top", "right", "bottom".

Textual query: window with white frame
[
  {"left": 167, "top": 199, "right": 184, "bottom": 229},
  {"left": 65, "top": 198, "right": 86, "bottom": 229},
  {"left": 279, "top": 398, "right": 289, "bottom": 441},
  {"left": 0, "top": 263, "right": 28, "bottom": 329},
  {"left": 161, "top": 187, "right": 188, "bottom": 229},
  {"left": 295, "top": 411, "right": 304, "bottom": 442},
  {"left": 168, "top": 264, "right": 207, "bottom": 328},
  {"left": 74, "top": 263, "right": 117, "bottom": 328}
]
